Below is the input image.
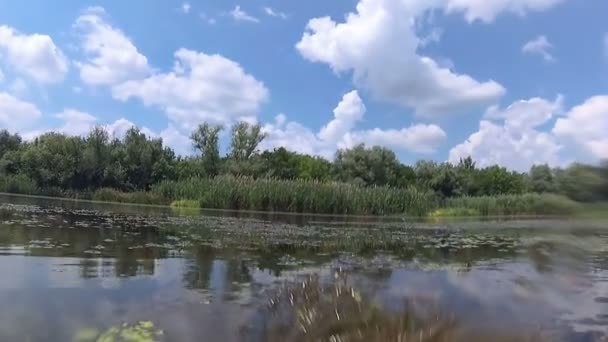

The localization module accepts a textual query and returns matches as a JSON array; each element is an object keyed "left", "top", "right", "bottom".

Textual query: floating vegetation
[{"left": 73, "top": 321, "right": 163, "bottom": 342}]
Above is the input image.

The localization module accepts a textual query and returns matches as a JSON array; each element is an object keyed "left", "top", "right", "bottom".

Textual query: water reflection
[{"left": 0, "top": 196, "right": 607, "bottom": 341}]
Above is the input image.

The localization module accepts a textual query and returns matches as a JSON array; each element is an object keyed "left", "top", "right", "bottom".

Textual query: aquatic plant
[
  {"left": 444, "top": 193, "right": 581, "bottom": 216},
  {"left": 73, "top": 321, "right": 163, "bottom": 342},
  {"left": 153, "top": 176, "right": 437, "bottom": 216}
]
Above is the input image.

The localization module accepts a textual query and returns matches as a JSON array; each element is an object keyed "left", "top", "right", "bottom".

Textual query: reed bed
[{"left": 153, "top": 176, "right": 437, "bottom": 216}]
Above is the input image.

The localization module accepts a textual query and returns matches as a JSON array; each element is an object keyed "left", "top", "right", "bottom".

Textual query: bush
[
  {"left": 0, "top": 174, "right": 37, "bottom": 195},
  {"left": 444, "top": 193, "right": 581, "bottom": 216},
  {"left": 92, "top": 188, "right": 168, "bottom": 205}
]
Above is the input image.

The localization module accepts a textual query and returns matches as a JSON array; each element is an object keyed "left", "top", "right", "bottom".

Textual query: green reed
[
  {"left": 153, "top": 176, "right": 437, "bottom": 216},
  {"left": 444, "top": 193, "right": 581, "bottom": 216}
]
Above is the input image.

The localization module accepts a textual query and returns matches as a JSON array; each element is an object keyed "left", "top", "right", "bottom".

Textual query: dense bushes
[
  {"left": 92, "top": 188, "right": 168, "bottom": 205},
  {"left": 0, "top": 175, "right": 37, "bottom": 195},
  {"left": 444, "top": 193, "right": 581, "bottom": 216}
]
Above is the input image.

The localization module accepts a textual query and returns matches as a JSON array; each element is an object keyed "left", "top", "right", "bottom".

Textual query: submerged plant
[{"left": 73, "top": 321, "right": 163, "bottom": 342}]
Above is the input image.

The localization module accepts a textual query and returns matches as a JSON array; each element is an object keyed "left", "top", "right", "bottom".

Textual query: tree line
[{"left": 0, "top": 122, "right": 607, "bottom": 203}]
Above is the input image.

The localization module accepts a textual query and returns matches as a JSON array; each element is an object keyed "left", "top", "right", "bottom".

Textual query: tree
[
  {"left": 334, "top": 144, "right": 400, "bottom": 186},
  {"left": 229, "top": 121, "right": 266, "bottom": 161},
  {"left": 527, "top": 164, "right": 557, "bottom": 193},
  {"left": 555, "top": 163, "right": 605, "bottom": 202},
  {"left": 191, "top": 123, "right": 223, "bottom": 177},
  {"left": 0, "top": 130, "right": 22, "bottom": 159}
]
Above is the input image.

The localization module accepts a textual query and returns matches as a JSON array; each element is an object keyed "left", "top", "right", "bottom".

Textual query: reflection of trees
[{"left": 183, "top": 246, "right": 216, "bottom": 289}]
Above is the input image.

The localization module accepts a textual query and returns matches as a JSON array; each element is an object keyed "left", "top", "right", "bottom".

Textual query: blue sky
[{"left": 0, "top": 0, "right": 606, "bottom": 170}]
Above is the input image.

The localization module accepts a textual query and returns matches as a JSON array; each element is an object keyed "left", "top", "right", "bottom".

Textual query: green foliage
[
  {"left": 154, "top": 176, "right": 437, "bottom": 216},
  {"left": 92, "top": 188, "right": 168, "bottom": 205},
  {"left": 229, "top": 121, "right": 266, "bottom": 161},
  {"left": 191, "top": 123, "right": 222, "bottom": 177},
  {"left": 0, "top": 174, "right": 37, "bottom": 194},
  {"left": 445, "top": 193, "right": 581, "bottom": 216},
  {"left": 1, "top": 123, "right": 607, "bottom": 216},
  {"left": 170, "top": 199, "right": 200, "bottom": 208},
  {"left": 429, "top": 207, "right": 481, "bottom": 218},
  {"left": 334, "top": 144, "right": 401, "bottom": 186}
]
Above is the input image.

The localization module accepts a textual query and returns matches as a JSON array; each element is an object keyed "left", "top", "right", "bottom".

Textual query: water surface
[{"left": 0, "top": 194, "right": 607, "bottom": 341}]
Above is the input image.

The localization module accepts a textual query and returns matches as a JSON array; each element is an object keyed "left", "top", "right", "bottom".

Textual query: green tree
[
  {"left": 191, "top": 123, "right": 223, "bottom": 177},
  {"left": 527, "top": 164, "right": 557, "bottom": 193},
  {"left": 555, "top": 163, "right": 605, "bottom": 202},
  {"left": 229, "top": 121, "right": 266, "bottom": 161},
  {"left": 0, "top": 130, "right": 22, "bottom": 159},
  {"left": 334, "top": 144, "right": 400, "bottom": 186}
]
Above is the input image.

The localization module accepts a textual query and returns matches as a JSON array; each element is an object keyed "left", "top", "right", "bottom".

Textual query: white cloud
[
  {"left": 264, "top": 7, "right": 288, "bottom": 19},
  {"left": 319, "top": 90, "right": 366, "bottom": 142},
  {"left": 160, "top": 125, "right": 192, "bottom": 155},
  {"left": 0, "top": 68, "right": 4, "bottom": 83},
  {"left": 262, "top": 90, "right": 446, "bottom": 159},
  {"left": 522, "top": 35, "right": 555, "bottom": 62},
  {"left": 553, "top": 95, "right": 608, "bottom": 159},
  {"left": 342, "top": 125, "right": 447, "bottom": 154},
  {"left": 0, "top": 25, "right": 68, "bottom": 83},
  {"left": 444, "top": 0, "right": 563, "bottom": 23},
  {"left": 103, "top": 118, "right": 156, "bottom": 139},
  {"left": 9, "top": 78, "right": 28, "bottom": 97},
  {"left": 104, "top": 118, "right": 137, "bottom": 138},
  {"left": 74, "top": 7, "right": 151, "bottom": 86},
  {"left": 485, "top": 95, "right": 563, "bottom": 130},
  {"left": 296, "top": 0, "right": 506, "bottom": 117},
  {"left": 229, "top": 5, "right": 259, "bottom": 23},
  {"left": 0, "top": 92, "right": 42, "bottom": 132},
  {"left": 55, "top": 109, "right": 98, "bottom": 136},
  {"left": 113, "top": 48, "right": 268, "bottom": 130},
  {"left": 181, "top": 3, "right": 191, "bottom": 14},
  {"left": 449, "top": 96, "right": 563, "bottom": 171}
]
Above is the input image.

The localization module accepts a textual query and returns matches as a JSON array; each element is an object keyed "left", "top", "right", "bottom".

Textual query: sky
[{"left": 0, "top": 0, "right": 606, "bottom": 171}]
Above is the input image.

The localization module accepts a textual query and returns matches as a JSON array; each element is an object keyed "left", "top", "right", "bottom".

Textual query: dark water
[{"left": 0, "top": 194, "right": 607, "bottom": 341}]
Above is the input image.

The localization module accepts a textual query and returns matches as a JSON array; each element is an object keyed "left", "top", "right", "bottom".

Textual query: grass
[
  {"left": 429, "top": 207, "right": 481, "bottom": 218},
  {"left": 170, "top": 199, "right": 200, "bottom": 208},
  {"left": 0, "top": 175, "right": 590, "bottom": 217},
  {"left": 444, "top": 193, "right": 581, "bottom": 216},
  {"left": 92, "top": 188, "right": 168, "bottom": 206},
  {"left": 153, "top": 176, "right": 436, "bottom": 216},
  {"left": 0, "top": 174, "right": 37, "bottom": 195}
]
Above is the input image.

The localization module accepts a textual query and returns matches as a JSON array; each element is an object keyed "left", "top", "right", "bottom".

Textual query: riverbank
[{"left": 0, "top": 175, "right": 590, "bottom": 217}]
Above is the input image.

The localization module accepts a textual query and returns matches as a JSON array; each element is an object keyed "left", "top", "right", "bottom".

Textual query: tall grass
[
  {"left": 0, "top": 174, "right": 37, "bottom": 195},
  {"left": 444, "top": 193, "right": 581, "bottom": 216},
  {"left": 92, "top": 188, "right": 168, "bottom": 205},
  {"left": 153, "top": 176, "right": 436, "bottom": 216}
]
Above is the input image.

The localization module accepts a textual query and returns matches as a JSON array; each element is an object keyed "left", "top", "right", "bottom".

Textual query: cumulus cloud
[
  {"left": 522, "top": 35, "right": 555, "bottom": 62},
  {"left": 553, "top": 95, "right": 608, "bottom": 159},
  {"left": 229, "top": 5, "right": 259, "bottom": 23},
  {"left": 449, "top": 96, "right": 564, "bottom": 171},
  {"left": 0, "top": 92, "right": 42, "bottom": 132},
  {"left": 54, "top": 109, "right": 98, "bottom": 136},
  {"left": 0, "top": 26, "right": 68, "bottom": 83},
  {"left": 319, "top": 90, "right": 366, "bottom": 142},
  {"left": 264, "top": 7, "right": 288, "bottom": 19},
  {"left": 74, "top": 7, "right": 151, "bottom": 86},
  {"left": 112, "top": 48, "right": 269, "bottom": 130},
  {"left": 296, "top": 0, "right": 506, "bottom": 117},
  {"left": 342, "top": 125, "right": 447, "bottom": 154},
  {"left": 262, "top": 90, "right": 446, "bottom": 159}
]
